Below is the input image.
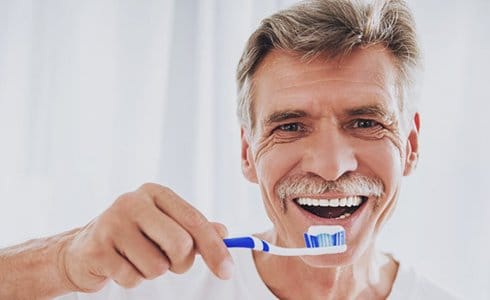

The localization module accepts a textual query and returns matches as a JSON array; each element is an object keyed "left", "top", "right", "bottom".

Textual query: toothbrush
[{"left": 223, "top": 225, "right": 346, "bottom": 256}]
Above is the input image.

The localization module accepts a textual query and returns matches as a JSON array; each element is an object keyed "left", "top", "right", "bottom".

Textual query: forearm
[{"left": 0, "top": 228, "right": 80, "bottom": 300}]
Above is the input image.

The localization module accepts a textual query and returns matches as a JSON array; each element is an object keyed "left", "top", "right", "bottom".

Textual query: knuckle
[
  {"left": 146, "top": 258, "right": 170, "bottom": 279},
  {"left": 93, "top": 217, "right": 119, "bottom": 242},
  {"left": 138, "top": 183, "right": 176, "bottom": 205},
  {"left": 111, "top": 192, "right": 150, "bottom": 220},
  {"left": 113, "top": 265, "right": 142, "bottom": 288},
  {"left": 171, "top": 234, "right": 194, "bottom": 256},
  {"left": 114, "top": 192, "right": 139, "bottom": 209},
  {"left": 164, "top": 234, "right": 196, "bottom": 275},
  {"left": 112, "top": 262, "right": 127, "bottom": 277},
  {"left": 139, "top": 182, "right": 164, "bottom": 193},
  {"left": 169, "top": 253, "right": 196, "bottom": 274},
  {"left": 118, "top": 276, "right": 143, "bottom": 289},
  {"left": 181, "top": 206, "right": 207, "bottom": 230},
  {"left": 126, "top": 276, "right": 143, "bottom": 289}
]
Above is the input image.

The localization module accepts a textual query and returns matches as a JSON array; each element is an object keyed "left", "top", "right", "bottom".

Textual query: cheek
[
  {"left": 361, "top": 141, "right": 402, "bottom": 177},
  {"left": 253, "top": 142, "right": 305, "bottom": 225},
  {"left": 357, "top": 138, "right": 404, "bottom": 233},
  {"left": 357, "top": 127, "right": 405, "bottom": 176},
  {"left": 356, "top": 137, "right": 404, "bottom": 210},
  {"left": 255, "top": 142, "right": 304, "bottom": 194}
]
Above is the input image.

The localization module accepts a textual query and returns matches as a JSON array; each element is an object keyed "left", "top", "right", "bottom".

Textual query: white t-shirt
[{"left": 58, "top": 249, "right": 459, "bottom": 300}]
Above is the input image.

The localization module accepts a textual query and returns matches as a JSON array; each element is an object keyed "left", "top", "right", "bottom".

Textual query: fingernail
[{"left": 219, "top": 258, "right": 235, "bottom": 280}]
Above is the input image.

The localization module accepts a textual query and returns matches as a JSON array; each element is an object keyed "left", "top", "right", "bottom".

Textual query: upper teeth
[{"left": 296, "top": 196, "right": 363, "bottom": 207}]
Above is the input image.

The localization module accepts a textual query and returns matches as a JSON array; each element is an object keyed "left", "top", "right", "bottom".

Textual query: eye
[
  {"left": 352, "top": 119, "right": 380, "bottom": 129},
  {"left": 276, "top": 123, "right": 302, "bottom": 132}
]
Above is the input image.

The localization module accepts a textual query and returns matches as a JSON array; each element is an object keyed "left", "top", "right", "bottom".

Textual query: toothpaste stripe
[{"left": 304, "top": 233, "right": 311, "bottom": 248}]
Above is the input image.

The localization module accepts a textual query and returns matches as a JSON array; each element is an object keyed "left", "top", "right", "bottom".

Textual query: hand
[{"left": 58, "top": 183, "right": 234, "bottom": 292}]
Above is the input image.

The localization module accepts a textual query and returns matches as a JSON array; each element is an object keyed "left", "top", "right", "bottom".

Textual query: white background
[{"left": 0, "top": 0, "right": 488, "bottom": 299}]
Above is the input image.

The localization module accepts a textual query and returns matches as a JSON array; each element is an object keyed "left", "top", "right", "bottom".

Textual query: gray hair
[{"left": 236, "top": 0, "right": 422, "bottom": 132}]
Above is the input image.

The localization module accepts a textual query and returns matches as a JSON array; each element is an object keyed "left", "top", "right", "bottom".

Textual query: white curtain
[{"left": 0, "top": 0, "right": 488, "bottom": 299}]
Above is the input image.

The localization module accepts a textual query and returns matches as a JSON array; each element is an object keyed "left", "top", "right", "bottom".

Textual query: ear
[
  {"left": 403, "top": 112, "right": 420, "bottom": 176},
  {"left": 241, "top": 127, "right": 258, "bottom": 183}
]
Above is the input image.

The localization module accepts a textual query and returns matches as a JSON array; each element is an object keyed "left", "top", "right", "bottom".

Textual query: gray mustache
[{"left": 276, "top": 173, "right": 384, "bottom": 201}]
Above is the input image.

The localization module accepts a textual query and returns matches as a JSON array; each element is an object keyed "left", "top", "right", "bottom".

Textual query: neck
[{"left": 253, "top": 230, "right": 398, "bottom": 300}]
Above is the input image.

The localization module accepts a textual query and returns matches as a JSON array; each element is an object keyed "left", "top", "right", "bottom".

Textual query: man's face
[{"left": 241, "top": 46, "right": 419, "bottom": 266}]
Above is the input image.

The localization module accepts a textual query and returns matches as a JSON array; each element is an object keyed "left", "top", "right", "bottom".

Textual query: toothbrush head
[{"left": 303, "top": 225, "right": 346, "bottom": 249}]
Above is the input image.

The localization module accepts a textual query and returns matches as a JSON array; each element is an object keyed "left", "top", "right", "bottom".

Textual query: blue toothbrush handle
[
  {"left": 223, "top": 237, "right": 255, "bottom": 248},
  {"left": 223, "top": 236, "right": 270, "bottom": 252}
]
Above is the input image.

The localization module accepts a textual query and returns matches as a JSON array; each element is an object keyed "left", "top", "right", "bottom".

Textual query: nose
[{"left": 301, "top": 128, "right": 358, "bottom": 181}]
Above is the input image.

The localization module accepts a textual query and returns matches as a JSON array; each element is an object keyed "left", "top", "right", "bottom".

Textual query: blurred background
[{"left": 0, "top": 0, "right": 488, "bottom": 298}]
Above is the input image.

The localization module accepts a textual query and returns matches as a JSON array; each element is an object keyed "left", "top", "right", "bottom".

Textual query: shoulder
[{"left": 388, "top": 260, "right": 461, "bottom": 300}]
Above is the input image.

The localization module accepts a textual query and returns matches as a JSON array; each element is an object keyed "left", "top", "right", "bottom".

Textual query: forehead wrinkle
[
  {"left": 273, "top": 79, "right": 392, "bottom": 100},
  {"left": 272, "top": 63, "right": 392, "bottom": 85},
  {"left": 268, "top": 72, "right": 395, "bottom": 104},
  {"left": 274, "top": 66, "right": 389, "bottom": 81}
]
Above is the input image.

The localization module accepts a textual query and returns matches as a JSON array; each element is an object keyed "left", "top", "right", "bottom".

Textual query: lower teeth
[{"left": 336, "top": 212, "right": 351, "bottom": 220}]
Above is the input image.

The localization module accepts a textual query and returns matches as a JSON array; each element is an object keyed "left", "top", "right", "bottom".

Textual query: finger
[
  {"left": 112, "top": 226, "right": 170, "bottom": 280},
  {"left": 132, "top": 196, "right": 196, "bottom": 274},
  {"left": 140, "top": 183, "right": 234, "bottom": 280},
  {"left": 211, "top": 222, "right": 228, "bottom": 238},
  {"left": 100, "top": 249, "right": 145, "bottom": 289}
]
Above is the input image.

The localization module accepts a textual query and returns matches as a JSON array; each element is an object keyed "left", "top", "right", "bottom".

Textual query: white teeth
[
  {"left": 296, "top": 196, "right": 363, "bottom": 207},
  {"left": 319, "top": 199, "right": 329, "bottom": 206}
]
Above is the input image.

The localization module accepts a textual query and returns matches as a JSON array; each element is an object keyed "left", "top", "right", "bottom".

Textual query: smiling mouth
[{"left": 294, "top": 196, "right": 367, "bottom": 219}]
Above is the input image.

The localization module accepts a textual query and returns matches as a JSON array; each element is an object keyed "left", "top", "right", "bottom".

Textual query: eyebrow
[
  {"left": 263, "top": 110, "right": 308, "bottom": 127},
  {"left": 344, "top": 104, "right": 393, "bottom": 121}
]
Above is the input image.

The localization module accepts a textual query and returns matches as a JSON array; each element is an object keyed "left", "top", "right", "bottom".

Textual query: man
[{"left": 0, "top": 0, "right": 457, "bottom": 299}]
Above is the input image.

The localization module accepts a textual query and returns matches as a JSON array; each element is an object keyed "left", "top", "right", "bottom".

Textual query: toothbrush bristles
[{"left": 304, "top": 231, "right": 345, "bottom": 248}]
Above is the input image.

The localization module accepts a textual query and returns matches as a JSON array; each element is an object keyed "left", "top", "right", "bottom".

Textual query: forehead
[{"left": 251, "top": 46, "right": 399, "bottom": 123}]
